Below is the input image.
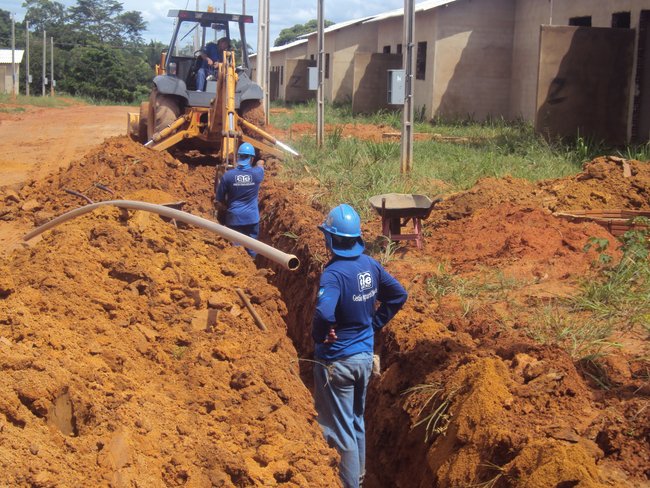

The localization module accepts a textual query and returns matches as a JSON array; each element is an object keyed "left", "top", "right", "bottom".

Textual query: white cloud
[{"left": 3, "top": 0, "right": 406, "bottom": 47}]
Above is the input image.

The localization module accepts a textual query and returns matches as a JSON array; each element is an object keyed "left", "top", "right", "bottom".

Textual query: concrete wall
[
  {"left": 511, "top": 0, "right": 649, "bottom": 122},
  {"left": 270, "top": 42, "right": 308, "bottom": 100},
  {"left": 331, "top": 23, "right": 378, "bottom": 103},
  {"left": 0, "top": 64, "right": 20, "bottom": 94},
  {"left": 304, "top": 20, "right": 379, "bottom": 103},
  {"left": 433, "top": 0, "right": 516, "bottom": 121},
  {"left": 536, "top": 25, "right": 635, "bottom": 144},
  {"left": 352, "top": 53, "right": 402, "bottom": 113},
  {"left": 284, "top": 58, "right": 316, "bottom": 103},
  {"left": 375, "top": 11, "right": 440, "bottom": 118}
]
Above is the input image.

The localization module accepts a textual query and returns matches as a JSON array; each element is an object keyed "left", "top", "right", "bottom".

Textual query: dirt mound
[
  {"left": 436, "top": 156, "right": 650, "bottom": 223},
  {"left": 1, "top": 124, "right": 648, "bottom": 487},
  {"left": 3, "top": 137, "right": 216, "bottom": 227},
  {"left": 426, "top": 204, "right": 622, "bottom": 278},
  {"left": 0, "top": 143, "right": 341, "bottom": 486},
  {"left": 541, "top": 156, "right": 650, "bottom": 212}
]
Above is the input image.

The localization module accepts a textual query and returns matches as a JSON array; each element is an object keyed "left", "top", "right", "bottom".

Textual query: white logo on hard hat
[{"left": 357, "top": 272, "right": 373, "bottom": 291}]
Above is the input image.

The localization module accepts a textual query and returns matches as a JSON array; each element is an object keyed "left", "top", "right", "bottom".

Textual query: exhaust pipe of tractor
[{"left": 23, "top": 200, "right": 300, "bottom": 271}]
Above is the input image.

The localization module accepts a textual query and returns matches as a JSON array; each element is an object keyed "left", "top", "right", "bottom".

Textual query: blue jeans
[
  {"left": 228, "top": 223, "right": 259, "bottom": 257},
  {"left": 313, "top": 351, "right": 373, "bottom": 488},
  {"left": 196, "top": 67, "right": 214, "bottom": 91}
]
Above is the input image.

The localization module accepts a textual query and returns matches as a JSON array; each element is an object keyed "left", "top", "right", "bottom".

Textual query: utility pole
[
  {"left": 256, "top": 0, "right": 269, "bottom": 120},
  {"left": 242, "top": 0, "right": 245, "bottom": 14},
  {"left": 316, "top": 0, "right": 324, "bottom": 147},
  {"left": 194, "top": 1, "right": 199, "bottom": 51},
  {"left": 42, "top": 30, "right": 46, "bottom": 96},
  {"left": 400, "top": 0, "right": 415, "bottom": 173},
  {"left": 25, "top": 21, "right": 29, "bottom": 96},
  {"left": 50, "top": 37, "right": 54, "bottom": 96},
  {"left": 264, "top": 0, "right": 270, "bottom": 124},
  {"left": 11, "top": 13, "right": 16, "bottom": 100}
]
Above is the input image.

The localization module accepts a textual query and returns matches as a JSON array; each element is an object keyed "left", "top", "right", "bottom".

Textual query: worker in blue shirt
[
  {"left": 196, "top": 37, "right": 230, "bottom": 91},
  {"left": 312, "top": 204, "right": 408, "bottom": 488},
  {"left": 215, "top": 142, "right": 264, "bottom": 257}
]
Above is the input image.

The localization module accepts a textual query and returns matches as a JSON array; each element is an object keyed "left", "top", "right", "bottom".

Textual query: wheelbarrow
[{"left": 368, "top": 193, "right": 441, "bottom": 249}]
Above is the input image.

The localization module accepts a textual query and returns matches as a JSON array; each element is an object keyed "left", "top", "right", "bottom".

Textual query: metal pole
[
  {"left": 264, "top": 0, "right": 270, "bottom": 124},
  {"left": 42, "top": 30, "right": 46, "bottom": 96},
  {"left": 11, "top": 13, "right": 16, "bottom": 100},
  {"left": 400, "top": 0, "right": 415, "bottom": 173},
  {"left": 316, "top": 0, "right": 324, "bottom": 147},
  {"left": 242, "top": 0, "right": 245, "bottom": 14},
  {"left": 194, "top": 1, "right": 199, "bottom": 51},
  {"left": 50, "top": 37, "right": 54, "bottom": 96},
  {"left": 256, "top": 0, "right": 269, "bottom": 117},
  {"left": 25, "top": 21, "right": 29, "bottom": 96}
]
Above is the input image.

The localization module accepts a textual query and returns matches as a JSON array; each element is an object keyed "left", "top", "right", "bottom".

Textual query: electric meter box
[
  {"left": 387, "top": 69, "right": 405, "bottom": 105},
  {"left": 308, "top": 67, "right": 318, "bottom": 91}
]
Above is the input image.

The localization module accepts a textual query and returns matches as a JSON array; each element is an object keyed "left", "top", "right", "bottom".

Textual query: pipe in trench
[{"left": 23, "top": 200, "right": 300, "bottom": 271}]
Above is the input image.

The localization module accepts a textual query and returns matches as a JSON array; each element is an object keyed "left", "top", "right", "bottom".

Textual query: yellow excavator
[{"left": 127, "top": 9, "right": 297, "bottom": 163}]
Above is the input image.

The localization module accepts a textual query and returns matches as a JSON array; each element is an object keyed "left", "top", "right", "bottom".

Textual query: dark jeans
[{"left": 228, "top": 223, "right": 259, "bottom": 257}]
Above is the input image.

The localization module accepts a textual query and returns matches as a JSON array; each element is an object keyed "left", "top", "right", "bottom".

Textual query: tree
[
  {"left": 62, "top": 43, "right": 151, "bottom": 102},
  {"left": 116, "top": 11, "right": 146, "bottom": 45},
  {"left": 274, "top": 19, "right": 334, "bottom": 47},
  {"left": 0, "top": 9, "right": 11, "bottom": 45},
  {"left": 22, "top": 0, "right": 67, "bottom": 37}
]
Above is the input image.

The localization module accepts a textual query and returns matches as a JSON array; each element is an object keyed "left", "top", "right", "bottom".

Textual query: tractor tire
[
  {"left": 239, "top": 99, "right": 265, "bottom": 139},
  {"left": 138, "top": 101, "right": 149, "bottom": 144},
  {"left": 147, "top": 89, "right": 181, "bottom": 141}
]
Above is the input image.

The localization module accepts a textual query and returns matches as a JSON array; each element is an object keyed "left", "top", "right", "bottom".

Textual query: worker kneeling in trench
[
  {"left": 214, "top": 142, "right": 264, "bottom": 257},
  {"left": 312, "top": 204, "right": 408, "bottom": 488}
]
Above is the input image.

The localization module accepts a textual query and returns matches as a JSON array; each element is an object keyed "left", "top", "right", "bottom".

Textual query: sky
[{"left": 3, "top": 0, "right": 407, "bottom": 49}]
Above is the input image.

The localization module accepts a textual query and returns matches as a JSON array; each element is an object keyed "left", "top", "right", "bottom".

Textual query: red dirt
[{"left": 0, "top": 105, "right": 648, "bottom": 487}]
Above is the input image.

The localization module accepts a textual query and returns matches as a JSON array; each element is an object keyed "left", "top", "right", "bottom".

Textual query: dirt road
[{"left": 0, "top": 104, "right": 133, "bottom": 188}]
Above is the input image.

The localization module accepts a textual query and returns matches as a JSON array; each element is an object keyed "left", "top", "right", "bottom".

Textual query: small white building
[{"left": 0, "top": 49, "right": 24, "bottom": 95}]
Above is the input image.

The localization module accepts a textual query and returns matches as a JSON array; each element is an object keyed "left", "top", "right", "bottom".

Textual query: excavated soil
[{"left": 1, "top": 106, "right": 649, "bottom": 487}]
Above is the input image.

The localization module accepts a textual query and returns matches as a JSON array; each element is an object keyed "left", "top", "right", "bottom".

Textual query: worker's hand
[
  {"left": 323, "top": 327, "right": 338, "bottom": 344},
  {"left": 256, "top": 159, "right": 265, "bottom": 167}
]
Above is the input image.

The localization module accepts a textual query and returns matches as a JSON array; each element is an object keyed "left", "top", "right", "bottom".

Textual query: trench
[{"left": 255, "top": 182, "right": 428, "bottom": 487}]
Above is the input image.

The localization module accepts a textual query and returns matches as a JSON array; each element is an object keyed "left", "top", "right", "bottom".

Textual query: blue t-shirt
[
  {"left": 216, "top": 165, "right": 264, "bottom": 225},
  {"left": 312, "top": 254, "right": 408, "bottom": 360},
  {"left": 201, "top": 42, "right": 222, "bottom": 70}
]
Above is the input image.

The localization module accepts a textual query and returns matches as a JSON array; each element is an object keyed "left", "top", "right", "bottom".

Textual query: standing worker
[
  {"left": 312, "top": 204, "right": 408, "bottom": 488},
  {"left": 215, "top": 142, "right": 264, "bottom": 257}
]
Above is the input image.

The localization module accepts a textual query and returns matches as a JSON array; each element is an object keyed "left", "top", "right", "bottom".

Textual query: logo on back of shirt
[
  {"left": 357, "top": 271, "right": 373, "bottom": 291},
  {"left": 235, "top": 174, "right": 252, "bottom": 184}
]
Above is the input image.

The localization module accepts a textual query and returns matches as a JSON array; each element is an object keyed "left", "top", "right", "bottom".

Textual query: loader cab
[{"left": 161, "top": 10, "right": 254, "bottom": 101}]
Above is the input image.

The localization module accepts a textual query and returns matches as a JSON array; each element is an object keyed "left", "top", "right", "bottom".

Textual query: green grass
[
  {"left": 0, "top": 92, "right": 131, "bottom": 107},
  {"left": 525, "top": 223, "right": 650, "bottom": 376},
  {"left": 0, "top": 93, "right": 78, "bottom": 108},
  {"left": 272, "top": 102, "right": 634, "bottom": 214}
]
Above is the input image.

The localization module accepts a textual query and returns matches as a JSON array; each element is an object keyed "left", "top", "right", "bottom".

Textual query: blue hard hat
[
  {"left": 238, "top": 142, "right": 255, "bottom": 158},
  {"left": 319, "top": 204, "right": 365, "bottom": 257}
]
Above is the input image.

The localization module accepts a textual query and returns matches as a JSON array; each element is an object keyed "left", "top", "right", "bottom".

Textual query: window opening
[{"left": 416, "top": 41, "right": 427, "bottom": 80}]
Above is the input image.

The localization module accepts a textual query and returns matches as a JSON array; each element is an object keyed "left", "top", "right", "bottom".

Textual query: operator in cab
[{"left": 196, "top": 36, "right": 230, "bottom": 91}]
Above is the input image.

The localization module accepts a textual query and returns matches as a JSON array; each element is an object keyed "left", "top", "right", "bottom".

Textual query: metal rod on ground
[
  {"left": 235, "top": 288, "right": 267, "bottom": 331},
  {"left": 63, "top": 189, "right": 93, "bottom": 204},
  {"left": 23, "top": 200, "right": 300, "bottom": 271}
]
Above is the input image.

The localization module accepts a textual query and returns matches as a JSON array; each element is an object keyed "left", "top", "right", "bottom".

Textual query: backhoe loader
[{"left": 127, "top": 9, "right": 297, "bottom": 163}]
